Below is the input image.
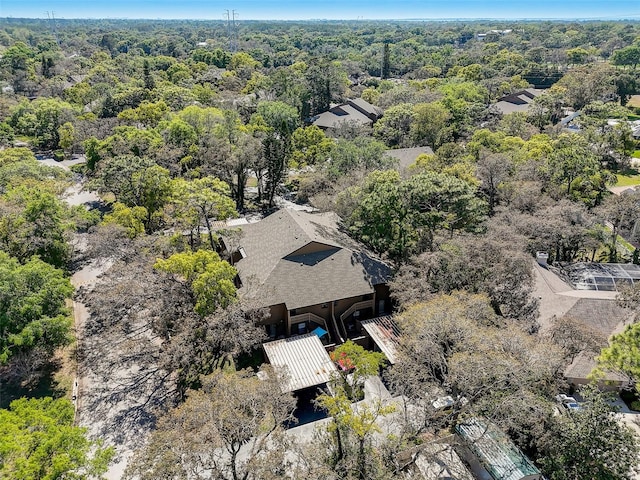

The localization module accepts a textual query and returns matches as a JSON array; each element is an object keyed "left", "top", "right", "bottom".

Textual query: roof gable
[{"left": 231, "top": 210, "right": 392, "bottom": 309}]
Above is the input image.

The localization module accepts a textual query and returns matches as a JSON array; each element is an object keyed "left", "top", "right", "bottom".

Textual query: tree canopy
[{"left": 0, "top": 397, "right": 113, "bottom": 479}]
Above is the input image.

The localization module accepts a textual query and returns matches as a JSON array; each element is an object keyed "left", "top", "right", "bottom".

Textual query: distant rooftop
[{"left": 385, "top": 146, "right": 434, "bottom": 171}]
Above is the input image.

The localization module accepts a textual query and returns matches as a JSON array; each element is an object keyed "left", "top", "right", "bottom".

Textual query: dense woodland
[{"left": 1, "top": 17, "right": 640, "bottom": 479}]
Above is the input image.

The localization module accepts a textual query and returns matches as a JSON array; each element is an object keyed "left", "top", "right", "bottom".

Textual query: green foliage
[
  {"left": 0, "top": 123, "right": 15, "bottom": 147},
  {"left": 0, "top": 252, "right": 73, "bottom": 364},
  {"left": 612, "top": 44, "right": 640, "bottom": 69},
  {"left": 117, "top": 100, "right": 169, "bottom": 127},
  {"left": 170, "top": 176, "right": 236, "bottom": 248},
  {"left": 94, "top": 156, "right": 171, "bottom": 231},
  {"left": 373, "top": 102, "right": 415, "bottom": 147},
  {"left": 101, "top": 202, "right": 147, "bottom": 238},
  {"left": 0, "top": 187, "right": 72, "bottom": 267},
  {"left": 9, "top": 98, "right": 77, "bottom": 150},
  {"left": 540, "top": 386, "right": 639, "bottom": 480},
  {"left": 0, "top": 147, "right": 38, "bottom": 167},
  {"left": 317, "top": 340, "right": 395, "bottom": 480},
  {"left": 545, "top": 133, "right": 601, "bottom": 195},
  {"left": 410, "top": 101, "right": 452, "bottom": 149},
  {"left": 341, "top": 169, "right": 486, "bottom": 262},
  {"left": 154, "top": 250, "right": 237, "bottom": 316},
  {"left": 290, "top": 125, "right": 333, "bottom": 166},
  {"left": 326, "top": 137, "right": 392, "bottom": 178},
  {"left": 595, "top": 322, "right": 640, "bottom": 391},
  {"left": 0, "top": 397, "right": 113, "bottom": 479},
  {"left": 329, "top": 340, "right": 386, "bottom": 401},
  {"left": 255, "top": 100, "right": 299, "bottom": 137}
]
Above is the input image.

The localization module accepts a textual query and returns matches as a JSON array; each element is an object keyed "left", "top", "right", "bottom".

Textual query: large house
[
  {"left": 309, "top": 98, "right": 383, "bottom": 130},
  {"left": 220, "top": 209, "right": 393, "bottom": 345}
]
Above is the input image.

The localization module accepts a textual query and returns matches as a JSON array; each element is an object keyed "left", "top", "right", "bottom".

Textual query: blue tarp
[{"left": 311, "top": 326, "right": 328, "bottom": 338}]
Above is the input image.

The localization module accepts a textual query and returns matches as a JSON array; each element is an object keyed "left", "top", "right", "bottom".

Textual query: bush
[
  {"left": 631, "top": 400, "right": 640, "bottom": 412},
  {"left": 53, "top": 150, "right": 65, "bottom": 161}
]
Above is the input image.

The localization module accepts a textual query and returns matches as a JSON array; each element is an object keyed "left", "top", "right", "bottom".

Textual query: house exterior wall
[
  {"left": 334, "top": 294, "right": 373, "bottom": 319},
  {"left": 287, "top": 293, "right": 375, "bottom": 335},
  {"left": 374, "top": 284, "right": 391, "bottom": 315},
  {"left": 290, "top": 303, "right": 332, "bottom": 323},
  {"left": 264, "top": 303, "right": 287, "bottom": 325}
]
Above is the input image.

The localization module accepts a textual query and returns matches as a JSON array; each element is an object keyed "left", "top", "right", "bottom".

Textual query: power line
[
  {"left": 45, "top": 11, "right": 60, "bottom": 46},
  {"left": 224, "top": 9, "right": 239, "bottom": 52}
]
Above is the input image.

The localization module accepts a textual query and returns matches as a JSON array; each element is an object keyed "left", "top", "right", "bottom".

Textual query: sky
[{"left": 1, "top": 0, "right": 639, "bottom": 21}]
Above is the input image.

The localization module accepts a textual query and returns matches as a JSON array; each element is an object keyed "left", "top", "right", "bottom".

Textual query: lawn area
[
  {"left": 628, "top": 95, "right": 640, "bottom": 108},
  {"left": 616, "top": 174, "right": 640, "bottom": 187},
  {"left": 616, "top": 167, "right": 640, "bottom": 187},
  {"left": 633, "top": 150, "right": 640, "bottom": 159}
]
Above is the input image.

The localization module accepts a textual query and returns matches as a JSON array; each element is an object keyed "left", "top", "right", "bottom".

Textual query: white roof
[
  {"left": 263, "top": 334, "right": 337, "bottom": 392},
  {"left": 361, "top": 316, "right": 400, "bottom": 364}
]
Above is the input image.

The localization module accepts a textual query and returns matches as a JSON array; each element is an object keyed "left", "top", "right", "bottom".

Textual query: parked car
[{"left": 556, "top": 393, "right": 581, "bottom": 412}]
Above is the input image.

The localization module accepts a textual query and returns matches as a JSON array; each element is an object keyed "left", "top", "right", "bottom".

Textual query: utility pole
[
  {"left": 224, "top": 10, "right": 238, "bottom": 53},
  {"left": 45, "top": 11, "right": 60, "bottom": 46},
  {"left": 231, "top": 10, "right": 238, "bottom": 53},
  {"left": 224, "top": 10, "right": 231, "bottom": 51}
]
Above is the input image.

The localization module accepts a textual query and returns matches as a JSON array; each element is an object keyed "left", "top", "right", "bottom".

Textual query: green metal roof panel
[{"left": 456, "top": 419, "right": 542, "bottom": 480}]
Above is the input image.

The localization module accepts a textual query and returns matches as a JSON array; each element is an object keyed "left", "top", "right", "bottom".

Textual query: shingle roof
[
  {"left": 263, "top": 333, "right": 337, "bottom": 392},
  {"left": 347, "top": 97, "right": 383, "bottom": 117},
  {"left": 385, "top": 146, "right": 434, "bottom": 170},
  {"left": 492, "top": 89, "right": 544, "bottom": 115},
  {"left": 231, "top": 210, "right": 392, "bottom": 310},
  {"left": 564, "top": 351, "right": 627, "bottom": 384},
  {"left": 310, "top": 98, "right": 382, "bottom": 129},
  {"left": 311, "top": 105, "right": 372, "bottom": 129}
]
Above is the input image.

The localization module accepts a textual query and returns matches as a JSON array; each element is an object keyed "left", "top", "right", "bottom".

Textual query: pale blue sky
[{"left": 1, "top": 0, "right": 639, "bottom": 20}]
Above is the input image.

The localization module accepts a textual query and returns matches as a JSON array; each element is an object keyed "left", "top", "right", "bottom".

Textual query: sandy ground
[
  {"left": 63, "top": 183, "right": 102, "bottom": 207},
  {"left": 36, "top": 154, "right": 87, "bottom": 171},
  {"left": 610, "top": 185, "right": 640, "bottom": 195}
]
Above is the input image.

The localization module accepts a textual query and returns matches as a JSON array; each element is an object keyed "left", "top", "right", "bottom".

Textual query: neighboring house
[
  {"left": 559, "top": 110, "right": 581, "bottom": 133},
  {"left": 608, "top": 118, "right": 640, "bottom": 139},
  {"left": 492, "top": 88, "right": 544, "bottom": 115},
  {"left": 309, "top": 98, "right": 383, "bottom": 130},
  {"left": 385, "top": 146, "right": 435, "bottom": 172},
  {"left": 220, "top": 209, "right": 393, "bottom": 345},
  {"left": 477, "top": 29, "right": 513, "bottom": 41}
]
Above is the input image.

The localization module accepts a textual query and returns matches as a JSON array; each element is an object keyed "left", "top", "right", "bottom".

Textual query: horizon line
[{"left": 2, "top": 15, "right": 640, "bottom": 22}]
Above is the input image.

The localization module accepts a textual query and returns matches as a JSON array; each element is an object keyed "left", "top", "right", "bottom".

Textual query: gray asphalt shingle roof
[
  {"left": 310, "top": 98, "right": 382, "bottom": 129},
  {"left": 385, "top": 146, "right": 435, "bottom": 170},
  {"left": 492, "top": 88, "right": 544, "bottom": 115},
  {"left": 231, "top": 210, "right": 392, "bottom": 310}
]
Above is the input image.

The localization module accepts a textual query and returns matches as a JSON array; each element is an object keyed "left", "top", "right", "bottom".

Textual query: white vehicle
[{"left": 556, "top": 393, "right": 581, "bottom": 412}]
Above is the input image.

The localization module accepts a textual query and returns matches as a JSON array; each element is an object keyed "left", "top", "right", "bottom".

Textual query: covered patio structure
[
  {"left": 263, "top": 333, "right": 337, "bottom": 393},
  {"left": 361, "top": 315, "right": 400, "bottom": 364}
]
